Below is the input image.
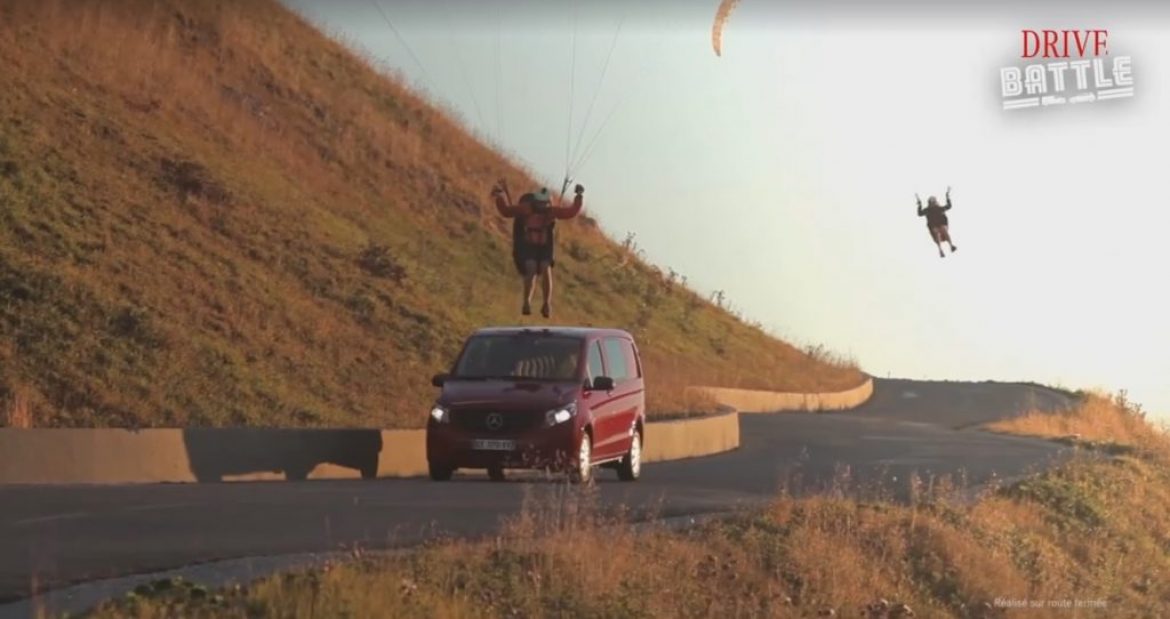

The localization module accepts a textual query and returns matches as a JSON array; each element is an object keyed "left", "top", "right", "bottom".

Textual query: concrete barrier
[
  {"left": 0, "top": 428, "right": 401, "bottom": 484},
  {"left": 689, "top": 377, "right": 874, "bottom": 413},
  {"left": 0, "top": 429, "right": 194, "bottom": 485},
  {"left": 0, "top": 380, "right": 871, "bottom": 485},
  {"left": 0, "top": 417, "right": 733, "bottom": 485},
  {"left": 642, "top": 410, "right": 739, "bottom": 463}
]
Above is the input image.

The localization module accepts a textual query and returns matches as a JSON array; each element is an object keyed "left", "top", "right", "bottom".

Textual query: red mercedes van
[{"left": 426, "top": 327, "right": 646, "bottom": 483}]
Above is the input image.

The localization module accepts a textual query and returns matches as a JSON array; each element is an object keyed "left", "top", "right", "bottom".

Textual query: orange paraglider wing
[{"left": 711, "top": 0, "right": 742, "bottom": 57}]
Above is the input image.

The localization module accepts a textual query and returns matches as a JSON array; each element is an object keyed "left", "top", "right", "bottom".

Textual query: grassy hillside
[
  {"left": 988, "top": 391, "right": 1166, "bottom": 455},
  {"left": 86, "top": 396, "right": 1170, "bottom": 618},
  {"left": 0, "top": 0, "right": 861, "bottom": 429}
]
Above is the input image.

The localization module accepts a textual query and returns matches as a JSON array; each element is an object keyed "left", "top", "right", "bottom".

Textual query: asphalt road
[{"left": 0, "top": 378, "right": 1074, "bottom": 608}]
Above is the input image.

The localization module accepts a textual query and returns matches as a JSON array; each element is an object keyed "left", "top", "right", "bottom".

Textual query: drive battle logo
[{"left": 1000, "top": 30, "right": 1134, "bottom": 110}]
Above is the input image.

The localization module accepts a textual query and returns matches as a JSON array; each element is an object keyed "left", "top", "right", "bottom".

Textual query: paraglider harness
[
  {"left": 918, "top": 195, "right": 952, "bottom": 229},
  {"left": 511, "top": 193, "right": 557, "bottom": 276}
]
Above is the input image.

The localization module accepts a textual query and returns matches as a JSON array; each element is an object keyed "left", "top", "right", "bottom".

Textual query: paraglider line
[
  {"left": 565, "top": 0, "right": 578, "bottom": 182},
  {"left": 570, "top": 47, "right": 668, "bottom": 176},
  {"left": 365, "top": 0, "right": 437, "bottom": 93},
  {"left": 495, "top": 3, "right": 502, "bottom": 148},
  {"left": 571, "top": 96, "right": 623, "bottom": 176},
  {"left": 568, "top": 12, "right": 625, "bottom": 172},
  {"left": 442, "top": 0, "right": 489, "bottom": 141}
]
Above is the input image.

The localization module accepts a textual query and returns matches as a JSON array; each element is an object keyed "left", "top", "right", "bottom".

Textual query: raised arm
[
  {"left": 916, "top": 193, "right": 925, "bottom": 217},
  {"left": 491, "top": 180, "right": 520, "bottom": 217},
  {"left": 551, "top": 184, "right": 585, "bottom": 219},
  {"left": 944, "top": 187, "right": 952, "bottom": 211}
]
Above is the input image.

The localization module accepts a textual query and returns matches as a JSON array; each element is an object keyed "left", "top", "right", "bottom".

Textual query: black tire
[
  {"left": 617, "top": 430, "right": 642, "bottom": 482},
  {"left": 487, "top": 465, "right": 506, "bottom": 482},
  {"left": 428, "top": 462, "right": 455, "bottom": 481}
]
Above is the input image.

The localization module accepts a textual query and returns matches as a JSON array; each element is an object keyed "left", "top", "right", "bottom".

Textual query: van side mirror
[
  {"left": 590, "top": 376, "right": 615, "bottom": 391},
  {"left": 431, "top": 373, "right": 448, "bottom": 388}
]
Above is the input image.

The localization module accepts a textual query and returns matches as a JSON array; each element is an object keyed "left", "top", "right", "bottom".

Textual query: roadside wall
[
  {"left": 689, "top": 377, "right": 874, "bottom": 413},
  {"left": 0, "top": 419, "right": 733, "bottom": 484},
  {"left": 642, "top": 410, "right": 739, "bottom": 463},
  {"left": 0, "top": 378, "right": 871, "bottom": 484}
]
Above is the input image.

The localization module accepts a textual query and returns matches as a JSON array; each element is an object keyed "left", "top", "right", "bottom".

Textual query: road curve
[{"left": 0, "top": 379, "right": 1073, "bottom": 606}]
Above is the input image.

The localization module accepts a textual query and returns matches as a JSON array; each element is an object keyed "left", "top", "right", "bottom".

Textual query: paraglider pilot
[
  {"left": 917, "top": 187, "right": 958, "bottom": 258},
  {"left": 491, "top": 178, "right": 585, "bottom": 317}
]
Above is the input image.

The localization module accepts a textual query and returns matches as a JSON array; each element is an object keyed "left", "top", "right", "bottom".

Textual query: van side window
[
  {"left": 621, "top": 339, "right": 642, "bottom": 378},
  {"left": 586, "top": 341, "right": 605, "bottom": 381},
  {"left": 602, "top": 338, "right": 630, "bottom": 381}
]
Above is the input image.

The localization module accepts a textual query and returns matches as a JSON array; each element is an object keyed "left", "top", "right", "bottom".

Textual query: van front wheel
[{"left": 570, "top": 433, "right": 593, "bottom": 484}]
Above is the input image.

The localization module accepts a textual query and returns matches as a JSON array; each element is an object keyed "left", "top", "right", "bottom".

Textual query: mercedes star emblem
[{"left": 485, "top": 413, "right": 504, "bottom": 431}]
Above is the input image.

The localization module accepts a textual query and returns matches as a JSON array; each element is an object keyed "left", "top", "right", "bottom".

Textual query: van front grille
[{"left": 451, "top": 409, "right": 545, "bottom": 433}]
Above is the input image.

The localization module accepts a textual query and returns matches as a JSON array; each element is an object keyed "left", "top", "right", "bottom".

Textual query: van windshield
[{"left": 452, "top": 334, "right": 583, "bottom": 381}]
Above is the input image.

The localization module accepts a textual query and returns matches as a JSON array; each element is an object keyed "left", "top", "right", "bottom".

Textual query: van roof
[{"left": 471, "top": 325, "right": 635, "bottom": 340}]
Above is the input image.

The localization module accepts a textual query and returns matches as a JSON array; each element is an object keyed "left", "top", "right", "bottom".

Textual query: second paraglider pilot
[{"left": 917, "top": 187, "right": 958, "bottom": 258}]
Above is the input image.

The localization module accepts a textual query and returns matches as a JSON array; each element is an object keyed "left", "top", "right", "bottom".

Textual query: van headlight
[
  {"left": 430, "top": 405, "right": 450, "bottom": 424},
  {"left": 544, "top": 403, "right": 577, "bottom": 427}
]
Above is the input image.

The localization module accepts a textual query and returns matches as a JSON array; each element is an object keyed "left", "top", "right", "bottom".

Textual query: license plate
[{"left": 472, "top": 439, "right": 516, "bottom": 451}]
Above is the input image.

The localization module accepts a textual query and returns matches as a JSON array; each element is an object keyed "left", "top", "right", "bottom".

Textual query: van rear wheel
[{"left": 617, "top": 430, "right": 642, "bottom": 482}]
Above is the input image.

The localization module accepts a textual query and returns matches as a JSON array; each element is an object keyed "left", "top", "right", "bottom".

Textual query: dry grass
[
  {"left": 85, "top": 444, "right": 1170, "bottom": 618},
  {"left": 988, "top": 391, "right": 1170, "bottom": 461},
  {"left": 0, "top": 344, "right": 35, "bottom": 427},
  {"left": 2, "top": 389, "right": 33, "bottom": 428},
  {"left": 83, "top": 400, "right": 1170, "bottom": 618},
  {"left": 0, "top": 0, "right": 861, "bottom": 429}
]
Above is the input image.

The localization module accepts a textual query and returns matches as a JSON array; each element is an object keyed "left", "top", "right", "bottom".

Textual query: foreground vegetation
[
  {"left": 82, "top": 395, "right": 1170, "bottom": 618},
  {"left": 0, "top": 0, "right": 860, "bottom": 429},
  {"left": 988, "top": 391, "right": 1168, "bottom": 459}
]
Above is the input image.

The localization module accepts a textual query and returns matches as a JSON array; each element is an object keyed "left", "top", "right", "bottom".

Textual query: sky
[{"left": 284, "top": 0, "right": 1170, "bottom": 420}]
